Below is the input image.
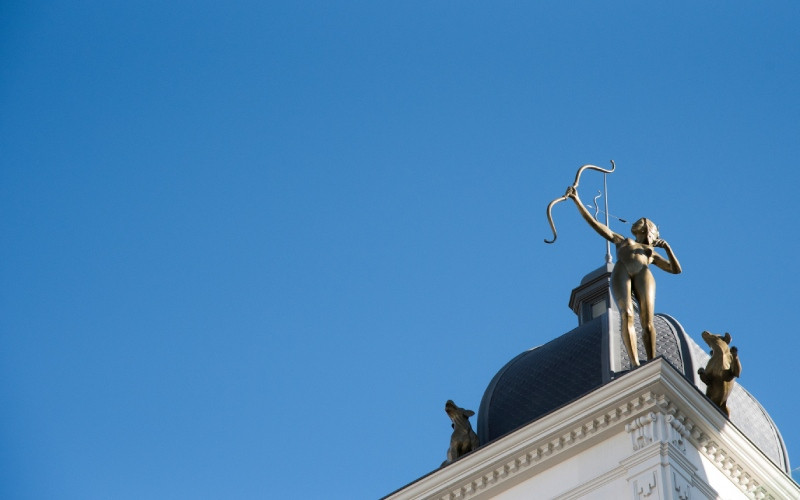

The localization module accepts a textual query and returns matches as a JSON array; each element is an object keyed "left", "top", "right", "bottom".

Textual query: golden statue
[
  {"left": 441, "top": 400, "right": 480, "bottom": 466},
  {"left": 697, "top": 331, "right": 741, "bottom": 416},
  {"left": 546, "top": 163, "right": 682, "bottom": 367}
]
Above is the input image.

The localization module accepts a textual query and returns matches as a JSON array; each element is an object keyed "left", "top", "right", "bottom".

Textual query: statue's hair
[{"left": 635, "top": 218, "right": 659, "bottom": 245}]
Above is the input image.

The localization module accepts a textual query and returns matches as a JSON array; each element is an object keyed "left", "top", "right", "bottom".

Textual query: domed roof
[{"left": 477, "top": 265, "right": 791, "bottom": 473}]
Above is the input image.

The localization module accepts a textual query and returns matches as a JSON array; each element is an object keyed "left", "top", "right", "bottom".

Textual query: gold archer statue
[{"left": 546, "top": 162, "right": 682, "bottom": 367}]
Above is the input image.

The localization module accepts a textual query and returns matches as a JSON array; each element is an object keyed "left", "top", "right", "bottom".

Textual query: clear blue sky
[{"left": 2, "top": 2, "right": 799, "bottom": 498}]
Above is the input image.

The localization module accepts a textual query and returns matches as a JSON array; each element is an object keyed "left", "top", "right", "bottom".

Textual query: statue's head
[
  {"left": 632, "top": 218, "right": 659, "bottom": 245},
  {"left": 445, "top": 400, "right": 475, "bottom": 423},
  {"left": 701, "top": 331, "right": 733, "bottom": 371}
]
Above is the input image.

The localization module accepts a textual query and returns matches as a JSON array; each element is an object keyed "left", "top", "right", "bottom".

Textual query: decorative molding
[
  {"left": 655, "top": 395, "right": 781, "bottom": 500},
  {"left": 625, "top": 412, "right": 688, "bottom": 454},
  {"left": 632, "top": 470, "right": 659, "bottom": 499},
  {"left": 699, "top": 440, "right": 776, "bottom": 500},
  {"left": 665, "top": 414, "right": 688, "bottom": 453},
  {"left": 672, "top": 470, "right": 692, "bottom": 500},
  {"left": 651, "top": 385, "right": 794, "bottom": 500},
  {"left": 626, "top": 412, "right": 658, "bottom": 451}
]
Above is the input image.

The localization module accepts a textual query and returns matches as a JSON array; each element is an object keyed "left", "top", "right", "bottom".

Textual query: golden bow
[{"left": 544, "top": 160, "right": 616, "bottom": 244}]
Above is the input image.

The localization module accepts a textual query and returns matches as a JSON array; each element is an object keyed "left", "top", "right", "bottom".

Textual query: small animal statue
[
  {"left": 697, "top": 331, "right": 742, "bottom": 417},
  {"left": 441, "top": 400, "right": 480, "bottom": 467}
]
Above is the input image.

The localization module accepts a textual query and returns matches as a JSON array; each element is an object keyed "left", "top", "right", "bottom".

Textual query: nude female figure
[{"left": 565, "top": 186, "right": 682, "bottom": 367}]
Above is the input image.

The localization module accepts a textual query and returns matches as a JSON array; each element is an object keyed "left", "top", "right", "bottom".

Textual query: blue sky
[{"left": 2, "top": 2, "right": 799, "bottom": 498}]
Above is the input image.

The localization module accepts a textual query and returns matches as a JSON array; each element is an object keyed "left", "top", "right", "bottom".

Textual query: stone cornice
[
  {"left": 384, "top": 359, "right": 800, "bottom": 500},
  {"left": 652, "top": 371, "right": 799, "bottom": 500}
]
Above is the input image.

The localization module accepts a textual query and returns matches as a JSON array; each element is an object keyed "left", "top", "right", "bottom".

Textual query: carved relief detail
[
  {"left": 672, "top": 470, "right": 691, "bottom": 500},
  {"left": 665, "top": 415, "right": 687, "bottom": 453},
  {"left": 626, "top": 412, "right": 658, "bottom": 450},
  {"left": 632, "top": 470, "right": 659, "bottom": 500},
  {"left": 625, "top": 412, "right": 688, "bottom": 453}
]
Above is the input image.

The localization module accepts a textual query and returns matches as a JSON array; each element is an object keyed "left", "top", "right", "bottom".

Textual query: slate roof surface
[{"left": 477, "top": 318, "right": 604, "bottom": 444}]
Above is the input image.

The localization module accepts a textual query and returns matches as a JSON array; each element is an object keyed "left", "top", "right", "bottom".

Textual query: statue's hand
[
  {"left": 653, "top": 239, "right": 668, "bottom": 249},
  {"left": 730, "top": 346, "right": 738, "bottom": 356},
  {"left": 565, "top": 186, "right": 577, "bottom": 199}
]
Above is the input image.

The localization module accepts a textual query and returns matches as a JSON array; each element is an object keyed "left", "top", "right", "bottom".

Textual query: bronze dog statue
[
  {"left": 441, "top": 400, "right": 480, "bottom": 466},
  {"left": 697, "top": 331, "right": 741, "bottom": 417}
]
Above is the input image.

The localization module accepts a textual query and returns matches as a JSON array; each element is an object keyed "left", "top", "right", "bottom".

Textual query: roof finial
[
  {"left": 602, "top": 172, "right": 613, "bottom": 264},
  {"left": 590, "top": 188, "right": 613, "bottom": 264}
]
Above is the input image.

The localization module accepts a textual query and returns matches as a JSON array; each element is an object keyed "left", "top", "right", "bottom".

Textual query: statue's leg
[
  {"left": 634, "top": 269, "right": 657, "bottom": 360},
  {"left": 612, "top": 269, "right": 638, "bottom": 367}
]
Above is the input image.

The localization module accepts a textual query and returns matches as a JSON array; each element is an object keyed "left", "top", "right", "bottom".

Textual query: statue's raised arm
[{"left": 564, "top": 185, "right": 623, "bottom": 244}]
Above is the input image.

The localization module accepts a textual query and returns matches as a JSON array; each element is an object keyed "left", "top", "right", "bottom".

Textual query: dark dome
[
  {"left": 477, "top": 316, "right": 606, "bottom": 443},
  {"left": 477, "top": 265, "right": 791, "bottom": 473}
]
